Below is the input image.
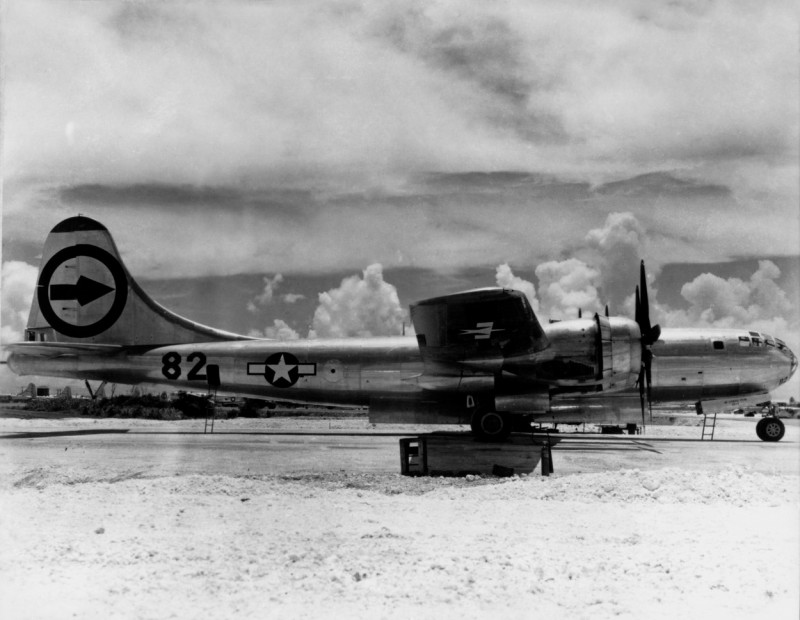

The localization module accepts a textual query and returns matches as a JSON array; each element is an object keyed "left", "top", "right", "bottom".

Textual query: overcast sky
[{"left": 2, "top": 0, "right": 799, "bottom": 395}]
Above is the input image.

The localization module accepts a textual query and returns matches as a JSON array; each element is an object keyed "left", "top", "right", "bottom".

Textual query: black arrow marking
[
  {"left": 50, "top": 276, "right": 114, "bottom": 306},
  {"left": 38, "top": 244, "right": 128, "bottom": 338}
]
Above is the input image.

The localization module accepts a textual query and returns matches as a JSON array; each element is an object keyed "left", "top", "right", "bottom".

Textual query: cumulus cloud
[
  {"left": 584, "top": 211, "right": 649, "bottom": 310},
  {"left": 665, "top": 261, "right": 795, "bottom": 338},
  {"left": 309, "top": 264, "right": 407, "bottom": 338},
  {"left": 1, "top": 261, "right": 38, "bottom": 347},
  {"left": 282, "top": 293, "right": 306, "bottom": 304},
  {"left": 247, "top": 319, "right": 300, "bottom": 341},
  {"left": 535, "top": 259, "right": 601, "bottom": 321},
  {"left": 247, "top": 274, "right": 284, "bottom": 314},
  {"left": 509, "top": 212, "right": 647, "bottom": 320},
  {"left": 495, "top": 263, "right": 539, "bottom": 311}
]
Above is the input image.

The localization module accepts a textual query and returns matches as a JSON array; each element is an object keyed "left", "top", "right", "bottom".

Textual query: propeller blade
[
  {"left": 578, "top": 308, "right": 582, "bottom": 319},
  {"left": 639, "top": 260, "right": 651, "bottom": 335},
  {"left": 644, "top": 349, "right": 654, "bottom": 422},
  {"left": 637, "top": 261, "right": 662, "bottom": 346},
  {"left": 634, "top": 260, "right": 662, "bottom": 431},
  {"left": 637, "top": 365, "right": 646, "bottom": 431},
  {"left": 605, "top": 304, "right": 609, "bottom": 318}
]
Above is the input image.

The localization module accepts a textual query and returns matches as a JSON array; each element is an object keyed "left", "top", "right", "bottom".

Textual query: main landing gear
[{"left": 756, "top": 416, "right": 785, "bottom": 442}]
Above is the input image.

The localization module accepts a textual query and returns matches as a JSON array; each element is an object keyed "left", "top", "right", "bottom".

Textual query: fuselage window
[
  {"left": 712, "top": 340, "right": 724, "bottom": 350},
  {"left": 26, "top": 330, "right": 35, "bottom": 342},
  {"left": 738, "top": 336, "right": 750, "bottom": 347}
]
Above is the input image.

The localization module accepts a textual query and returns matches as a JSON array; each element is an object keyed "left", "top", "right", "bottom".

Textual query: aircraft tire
[
  {"left": 756, "top": 417, "right": 785, "bottom": 442},
  {"left": 470, "top": 409, "right": 512, "bottom": 442},
  {"left": 755, "top": 419, "right": 765, "bottom": 440}
]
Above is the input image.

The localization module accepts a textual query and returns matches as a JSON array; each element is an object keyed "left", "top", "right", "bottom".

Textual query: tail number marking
[{"left": 161, "top": 352, "right": 208, "bottom": 381}]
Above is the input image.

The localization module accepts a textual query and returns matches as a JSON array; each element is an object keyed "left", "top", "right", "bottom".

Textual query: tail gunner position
[{"left": 7, "top": 217, "right": 797, "bottom": 441}]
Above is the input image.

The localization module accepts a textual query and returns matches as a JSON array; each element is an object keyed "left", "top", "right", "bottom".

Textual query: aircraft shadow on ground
[
  {"left": 0, "top": 429, "right": 131, "bottom": 440},
  {"left": 0, "top": 429, "right": 763, "bottom": 447}
]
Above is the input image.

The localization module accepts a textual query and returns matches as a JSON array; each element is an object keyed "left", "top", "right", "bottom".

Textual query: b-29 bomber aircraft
[{"left": 7, "top": 216, "right": 797, "bottom": 441}]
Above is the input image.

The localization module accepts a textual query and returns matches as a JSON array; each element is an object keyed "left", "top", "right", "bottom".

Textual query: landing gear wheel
[
  {"left": 470, "top": 409, "right": 512, "bottom": 442},
  {"left": 756, "top": 417, "right": 785, "bottom": 442}
]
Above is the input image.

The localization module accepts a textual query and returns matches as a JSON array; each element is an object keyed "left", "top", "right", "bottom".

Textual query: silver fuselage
[{"left": 9, "top": 326, "right": 796, "bottom": 421}]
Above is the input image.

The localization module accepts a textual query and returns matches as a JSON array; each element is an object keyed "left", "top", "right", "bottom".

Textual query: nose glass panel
[
  {"left": 770, "top": 338, "right": 797, "bottom": 380},
  {"left": 783, "top": 344, "right": 797, "bottom": 374}
]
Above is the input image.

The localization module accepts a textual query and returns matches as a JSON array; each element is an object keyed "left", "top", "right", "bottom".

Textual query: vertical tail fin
[
  {"left": 24, "top": 216, "right": 250, "bottom": 346},
  {"left": 410, "top": 288, "right": 549, "bottom": 373}
]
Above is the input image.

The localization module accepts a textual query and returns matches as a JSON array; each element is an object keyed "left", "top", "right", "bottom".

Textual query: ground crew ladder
[
  {"left": 701, "top": 412, "right": 717, "bottom": 440},
  {"left": 204, "top": 403, "right": 216, "bottom": 434}
]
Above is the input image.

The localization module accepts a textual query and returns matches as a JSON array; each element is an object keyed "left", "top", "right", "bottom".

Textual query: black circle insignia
[
  {"left": 264, "top": 352, "right": 301, "bottom": 387},
  {"left": 37, "top": 244, "right": 128, "bottom": 338}
]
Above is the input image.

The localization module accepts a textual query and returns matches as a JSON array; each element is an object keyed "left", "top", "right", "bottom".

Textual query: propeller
[{"left": 635, "top": 260, "right": 661, "bottom": 430}]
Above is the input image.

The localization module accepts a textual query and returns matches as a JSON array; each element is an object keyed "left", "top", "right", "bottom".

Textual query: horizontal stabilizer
[{"left": 5, "top": 342, "right": 123, "bottom": 358}]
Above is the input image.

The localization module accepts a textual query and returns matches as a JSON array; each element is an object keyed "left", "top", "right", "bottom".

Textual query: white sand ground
[{"left": 1, "top": 416, "right": 798, "bottom": 619}]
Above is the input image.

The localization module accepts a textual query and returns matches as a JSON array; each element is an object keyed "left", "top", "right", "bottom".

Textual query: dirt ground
[{"left": 1, "top": 415, "right": 797, "bottom": 619}]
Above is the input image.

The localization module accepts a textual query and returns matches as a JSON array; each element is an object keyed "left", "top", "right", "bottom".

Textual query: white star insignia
[{"left": 268, "top": 354, "right": 296, "bottom": 383}]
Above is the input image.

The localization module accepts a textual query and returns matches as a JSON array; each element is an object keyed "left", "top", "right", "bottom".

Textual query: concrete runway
[{"left": 1, "top": 415, "right": 798, "bottom": 478}]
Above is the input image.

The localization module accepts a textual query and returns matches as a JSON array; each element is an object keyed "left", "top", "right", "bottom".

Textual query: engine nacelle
[
  {"left": 594, "top": 315, "right": 642, "bottom": 392},
  {"left": 506, "top": 314, "right": 641, "bottom": 394}
]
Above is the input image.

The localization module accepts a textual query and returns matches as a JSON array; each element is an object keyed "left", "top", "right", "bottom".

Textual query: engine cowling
[
  {"left": 594, "top": 315, "right": 642, "bottom": 392},
  {"left": 506, "top": 314, "right": 642, "bottom": 394}
]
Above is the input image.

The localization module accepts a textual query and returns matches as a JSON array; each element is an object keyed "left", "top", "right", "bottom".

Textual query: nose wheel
[{"left": 756, "top": 417, "right": 785, "bottom": 442}]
